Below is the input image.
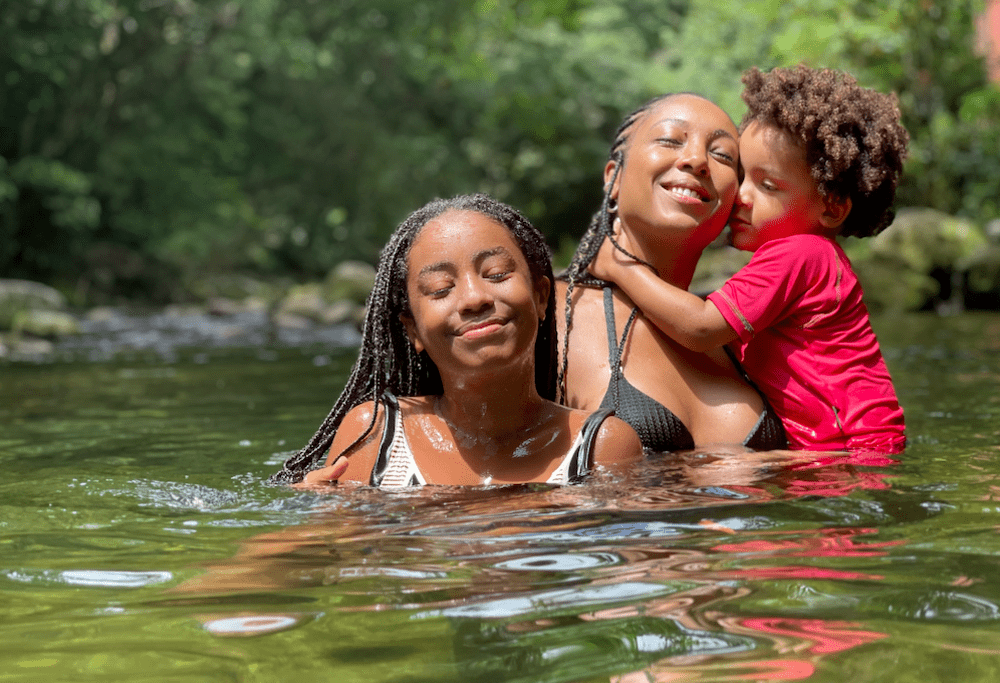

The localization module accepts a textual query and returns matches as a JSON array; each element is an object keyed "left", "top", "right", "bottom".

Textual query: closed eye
[
  {"left": 485, "top": 269, "right": 512, "bottom": 282},
  {"left": 711, "top": 148, "right": 736, "bottom": 164}
]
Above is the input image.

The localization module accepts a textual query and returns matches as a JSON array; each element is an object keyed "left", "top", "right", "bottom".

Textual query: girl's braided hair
[
  {"left": 270, "top": 193, "right": 557, "bottom": 484},
  {"left": 740, "top": 65, "right": 909, "bottom": 238}
]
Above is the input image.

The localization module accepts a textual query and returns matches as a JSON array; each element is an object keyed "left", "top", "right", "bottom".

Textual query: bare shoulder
[
  {"left": 328, "top": 400, "right": 385, "bottom": 483},
  {"left": 587, "top": 411, "right": 644, "bottom": 472}
]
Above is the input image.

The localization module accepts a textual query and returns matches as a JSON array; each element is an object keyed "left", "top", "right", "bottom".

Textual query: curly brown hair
[{"left": 740, "top": 65, "right": 909, "bottom": 238}]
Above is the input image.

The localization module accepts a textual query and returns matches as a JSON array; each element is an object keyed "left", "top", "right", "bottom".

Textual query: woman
[
  {"left": 558, "top": 93, "right": 786, "bottom": 451},
  {"left": 271, "top": 193, "right": 642, "bottom": 487}
]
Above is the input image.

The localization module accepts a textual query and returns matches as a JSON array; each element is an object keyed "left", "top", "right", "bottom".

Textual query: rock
[
  {"left": 206, "top": 297, "right": 246, "bottom": 317},
  {"left": 272, "top": 310, "right": 313, "bottom": 330},
  {"left": 324, "top": 260, "right": 375, "bottom": 305},
  {"left": 320, "top": 300, "right": 362, "bottom": 326},
  {"left": 185, "top": 273, "right": 282, "bottom": 304},
  {"left": 0, "top": 334, "right": 54, "bottom": 359},
  {"left": 11, "top": 309, "right": 79, "bottom": 338},
  {"left": 277, "top": 284, "right": 327, "bottom": 322},
  {"left": 85, "top": 306, "right": 120, "bottom": 323},
  {"left": 868, "top": 207, "right": 987, "bottom": 272},
  {"left": 0, "top": 279, "right": 66, "bottom": 330},
  {"left": 844, "top": 208, "right": 992, "bottom": 312}
]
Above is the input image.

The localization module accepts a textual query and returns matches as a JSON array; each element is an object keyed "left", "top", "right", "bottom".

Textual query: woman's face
[
  {"left": 608, "top": 94, "right": 740, "bottom": 253},
  {"left": 402, "top": 210, "right": 550, "bottom": 381}
]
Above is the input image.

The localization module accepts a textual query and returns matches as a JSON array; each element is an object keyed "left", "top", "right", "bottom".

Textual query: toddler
[{"left": 592, "top": 65, "right": 908, "bottom": 452}]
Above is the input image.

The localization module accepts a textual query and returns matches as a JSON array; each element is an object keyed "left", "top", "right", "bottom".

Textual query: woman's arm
[{"left": 590, "top": 235, "right": 737, "bottom": 352}]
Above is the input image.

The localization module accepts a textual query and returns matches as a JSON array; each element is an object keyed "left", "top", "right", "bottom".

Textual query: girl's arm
[
  {"left": 589, "top": 235, "right": 737, "bottom": 352},
  {"left": 591, "top": 416, "right": 644, "bottom": 475},
  {"left": 295, "top": 401, "right": 384, "bottom": 488}
]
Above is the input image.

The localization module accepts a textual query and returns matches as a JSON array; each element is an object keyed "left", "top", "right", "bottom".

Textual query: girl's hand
[{"left": 293, "top": 456, "right": 349, "bottom": 489}]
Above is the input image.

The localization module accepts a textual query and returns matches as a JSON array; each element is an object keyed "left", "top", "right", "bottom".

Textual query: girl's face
[
  {"left": 402, "top": 210, "right": 550, "bottom": 381},
  {"left": 608, "top": 94, "right": 740, "bottom": 254}
]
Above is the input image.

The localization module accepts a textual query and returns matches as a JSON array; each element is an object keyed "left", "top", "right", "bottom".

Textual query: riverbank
[
  {"left": 5, "top": 207, "right": 1000, "bottom": 362},
  {"left": 0, "top": 261, "right": 374, "bottom": 362}
]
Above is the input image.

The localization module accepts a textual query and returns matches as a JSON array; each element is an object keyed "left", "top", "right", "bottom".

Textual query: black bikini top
[{"left": 597, "top": 287, "right": 786, "bottom": 452}]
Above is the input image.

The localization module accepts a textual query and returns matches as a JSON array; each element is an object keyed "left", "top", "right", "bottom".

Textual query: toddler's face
[{"left": 728, "top": 122, "right": 834, "bottom": 252}]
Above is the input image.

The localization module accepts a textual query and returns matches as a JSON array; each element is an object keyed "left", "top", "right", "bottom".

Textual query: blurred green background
[{"left": 3, "top": 0, "right": 998, "bottom": 306}]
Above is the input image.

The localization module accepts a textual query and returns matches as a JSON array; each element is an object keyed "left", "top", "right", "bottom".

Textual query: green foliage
[{"left": 1, "top": 0, "right": 997, "bottom": 303}]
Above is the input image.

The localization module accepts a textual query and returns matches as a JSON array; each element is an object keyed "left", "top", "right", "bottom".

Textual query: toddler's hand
[
  {"left": 589, "top": 228, "right": 634, "bottom": 282},
  {"left": 589, "top": 236, "right": 614, "bottom": 281},
  {"left": 294, "top": 456, "right": 349, "bottom": 489}
]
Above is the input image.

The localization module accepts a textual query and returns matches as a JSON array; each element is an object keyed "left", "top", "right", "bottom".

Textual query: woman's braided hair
[
  {"left": 740, "top": 65, "right": 909, "bottom": 238},
  {"left": 556, "top": 94, "right": 680, "bottom": 401},
  {"left": 270, "top": 193, "right": 557, "bottom": 484}
]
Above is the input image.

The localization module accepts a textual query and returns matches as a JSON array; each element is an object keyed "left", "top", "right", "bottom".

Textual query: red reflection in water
[
  {"left": 738, "top": 618, "right": 888, "bottom": 655},
  {"left": 714, "top": 527, "right": 904, "bottom": 558},
  {"left": 781, "top": 452, "right": 897, "bottom": 498}
]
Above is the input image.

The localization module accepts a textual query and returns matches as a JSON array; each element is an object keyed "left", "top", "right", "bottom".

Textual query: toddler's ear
[{"left": 820, "top": 194, "right": 852, "bottom": 230}]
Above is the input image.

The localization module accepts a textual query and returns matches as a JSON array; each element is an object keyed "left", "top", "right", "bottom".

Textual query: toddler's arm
[{"left": 589, "top": 235, "right": 737, "bottom": 352}]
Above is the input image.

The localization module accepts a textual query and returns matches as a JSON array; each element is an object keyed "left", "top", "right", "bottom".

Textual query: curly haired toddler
[{"left": 591, "top": 65, "right": 908, "bottom": 452}]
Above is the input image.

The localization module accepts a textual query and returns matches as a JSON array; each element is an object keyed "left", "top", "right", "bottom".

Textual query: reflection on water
[
  {"left": 158, "top": 452, "right": 948, "bottom": 682},
  {"left": 5, "top": 313, "right": 1000, "bottom": 681}
]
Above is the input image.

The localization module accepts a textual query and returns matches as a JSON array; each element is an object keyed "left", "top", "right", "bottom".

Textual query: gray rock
[
  {"left": 277, "top": 284, "right": 327, "bottom": 322},
  {"left": 0, "top": 279, "right": 66, "bottom": 329},
  {"left": 324, "top": 260, "right": 375, "bottom": 305}
]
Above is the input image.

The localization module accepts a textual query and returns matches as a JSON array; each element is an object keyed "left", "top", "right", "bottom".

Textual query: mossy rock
[
  {"left": 0, "top": 279, "right": 66, "bottom": 330},
  {"left": 850, "top": 257, "right": 940, "bottom": 313},
  {"left": 868, "top": 207, "right": 988, "bottom": 273},
  {"left": 12, "top": 309, "right": 80, "bottom": 338},
  {"left": 324, "top": 260, "right": 376, "bottom": 305},
  {"left": 277, "top": 283, "right": 327, "bottom": 321}
]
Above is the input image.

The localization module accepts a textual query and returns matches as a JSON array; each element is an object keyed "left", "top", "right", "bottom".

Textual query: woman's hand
[{"left": 293, "top": 456, "right": 349, "bottom": 489}]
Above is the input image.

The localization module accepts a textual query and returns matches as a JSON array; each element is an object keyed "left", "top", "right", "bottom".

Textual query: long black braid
[
  {"left": 557, "top": 94, "right": 679, "bottom": 402},
  {"left": 270, "top": 193, "right": 558, "bottom": 484}
]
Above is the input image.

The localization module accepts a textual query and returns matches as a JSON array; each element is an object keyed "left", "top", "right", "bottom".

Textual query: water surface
[{"left": 3, "top": 312, "right": 1000, "bottom": 682}]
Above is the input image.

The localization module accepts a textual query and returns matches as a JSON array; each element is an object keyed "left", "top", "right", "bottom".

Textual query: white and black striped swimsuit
[{"left": 369, "top": 392, "right": 613, "bottom": 487}]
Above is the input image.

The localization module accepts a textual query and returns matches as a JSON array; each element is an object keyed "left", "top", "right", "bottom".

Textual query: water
[{"left": 3, "top": 312, "right": 1000, "bottom": 682}]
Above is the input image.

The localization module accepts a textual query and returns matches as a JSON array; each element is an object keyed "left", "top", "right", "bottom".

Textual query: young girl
[
  {"left": 271, "top": 194, "right": 642, "bottom": 487},
  {"left": 591, "top": 66, "right": 908, "bottom": 453}
]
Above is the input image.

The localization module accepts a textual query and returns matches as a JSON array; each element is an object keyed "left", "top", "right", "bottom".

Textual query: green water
[{"left": 3, "top": 313, "right": 1000, "bottom": 682}]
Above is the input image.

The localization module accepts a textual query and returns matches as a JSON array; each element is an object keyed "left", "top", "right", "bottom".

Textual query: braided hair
[
  {"left": 557, "top": 93, "right": 685, "bottom": 401},
  {"left": 740, "top": 65, "right": 909, "bottom": 238},
  {"left": 270, "top": 193, "right": 557, "bottom": 484}
]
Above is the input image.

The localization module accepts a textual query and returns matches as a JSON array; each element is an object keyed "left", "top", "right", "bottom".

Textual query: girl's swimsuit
[
  {"left": 597, "top": 287, "right": 786, "bottom": 452},
  {"left": 369, "top": 392, "right": 614, "bottom": 487}
]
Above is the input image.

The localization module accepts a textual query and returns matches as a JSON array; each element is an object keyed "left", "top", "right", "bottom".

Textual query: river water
[{"left": 3, "top": 311, "right": 1000, "bottom": 682}]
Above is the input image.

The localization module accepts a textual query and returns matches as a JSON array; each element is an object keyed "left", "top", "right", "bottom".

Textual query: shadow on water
[{"left": 4, "top": 312, "right": 1000, "bottom": 681}]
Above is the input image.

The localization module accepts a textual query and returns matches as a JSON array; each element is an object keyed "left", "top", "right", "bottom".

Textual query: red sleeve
[{"left": 706, "top": 237, "right": 827, "bottom": 344}]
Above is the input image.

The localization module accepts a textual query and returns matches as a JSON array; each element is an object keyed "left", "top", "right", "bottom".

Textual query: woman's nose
[{"left": 678, "top": 143, "right": 709, "bottom": 175}]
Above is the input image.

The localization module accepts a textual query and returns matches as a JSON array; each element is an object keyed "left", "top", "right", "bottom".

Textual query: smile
[
  {"left": 664, "top": 183, "right": 710, "bottom": 202},
  {"left": 456, "top": 319, "right": 506, "bottom": 339}
]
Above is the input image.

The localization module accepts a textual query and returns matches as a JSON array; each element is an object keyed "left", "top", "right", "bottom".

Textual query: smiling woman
[
  {"left": 270, "top": 194, "right": 642, "bottom": 487},
  {"left": 558, "top": 93, "right": 787, "bottom": 453}
]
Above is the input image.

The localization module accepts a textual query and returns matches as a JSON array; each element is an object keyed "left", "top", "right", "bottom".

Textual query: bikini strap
[
  {"left": 602, "top": 287, "right": 619, "bottom": 368},
  {"left": 602, "top": 287, "right": 640, "bottom": 411},
  {"left": 567, "top": 407, "right": 615, "bottom": 483},
  {"left": 369, "top": 391, "right": 399, "bottom": 487}
]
